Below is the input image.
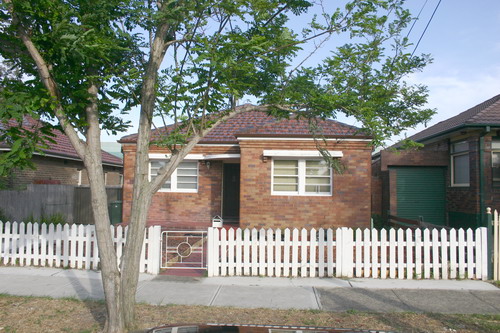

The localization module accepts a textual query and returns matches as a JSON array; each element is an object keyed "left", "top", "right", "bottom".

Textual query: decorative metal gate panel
[{"left": 161, "top": 231, "right": 207, "bottom": 269}]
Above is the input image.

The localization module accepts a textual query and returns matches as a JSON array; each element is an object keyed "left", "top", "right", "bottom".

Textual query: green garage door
[{"left": 394, "top": 167, "right": 446, "bottom": 226}]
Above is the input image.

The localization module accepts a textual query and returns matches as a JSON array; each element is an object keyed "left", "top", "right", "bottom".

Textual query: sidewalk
[{"left": 1, "top": 267, "right": 499, "bottom": 314}]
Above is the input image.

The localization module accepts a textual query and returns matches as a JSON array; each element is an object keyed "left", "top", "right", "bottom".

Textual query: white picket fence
[
  {"left": 0, "top": 221, "right": 162, "bottom": 274},
  {"left": 207, "top": 227, "right": 489, "bottom": 280}
]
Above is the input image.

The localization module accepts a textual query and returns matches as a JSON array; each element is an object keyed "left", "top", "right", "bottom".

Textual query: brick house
[
  {"left": 372, "top": 93, "right": 500, "bottom": 228},
  {"left": 0, "top": 116, "right": 123, "bottom": 189},
  {"left": 119, "top": 108, "right": 373, "bottom": 230}
]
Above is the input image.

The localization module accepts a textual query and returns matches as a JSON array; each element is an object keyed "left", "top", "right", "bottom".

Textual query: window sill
[{"left": 271, "top": 192, "right": 332, "bottom": 197}]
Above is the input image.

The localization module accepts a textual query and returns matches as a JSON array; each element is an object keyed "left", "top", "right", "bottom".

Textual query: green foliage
[
  {"left": 371, "top": 214, "right": 386, "bottom": 229},
  {"left": 0, "top": 208, "right": 12, "bottom": 222},
  {"left": 1, "top": 0, "right": 434, "bottom": 167},
  {"left": 23, "top": 213, "right": 68, "bottom": 226}
]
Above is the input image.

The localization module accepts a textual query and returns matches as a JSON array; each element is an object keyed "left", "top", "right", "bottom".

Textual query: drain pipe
[{"left": 479, "top": 126, "right": 490, "bottom": 227}]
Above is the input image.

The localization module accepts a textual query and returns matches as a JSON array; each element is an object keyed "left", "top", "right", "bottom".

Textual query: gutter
[{"left": 414, "top": 124, "right": 500, "bottom": 145}]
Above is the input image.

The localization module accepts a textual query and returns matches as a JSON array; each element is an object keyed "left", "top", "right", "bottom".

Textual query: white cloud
[{"left": 395, "top": 67, "right": 500, "bottom": 141}]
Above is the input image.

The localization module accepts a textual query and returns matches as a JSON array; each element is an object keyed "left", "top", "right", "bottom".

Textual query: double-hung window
[
  {"left": 150, "top": 159, "right": 198, "bottom": 192},
  {"left": 272, "top": 159, "right": 332, "bottom": 195},
  {"left": 450, "top": 141, "right": 469, "bottom": 187}
]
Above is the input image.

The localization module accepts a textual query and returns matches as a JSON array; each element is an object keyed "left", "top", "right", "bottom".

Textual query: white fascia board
[
  {"left": 204, "top": 154, "right": 241, "bottom": 160},
  {"left": 263, "top": 150, "right": 343, "bottom": 158},
  {"left": 148, "top": 153, "right": 205, "bottom": 160},
  {"left": 238, "top": 137, "right": 371, "bottom": 142}
]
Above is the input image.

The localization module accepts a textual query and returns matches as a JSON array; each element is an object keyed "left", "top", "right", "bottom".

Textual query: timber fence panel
[
  {"left": 310, "top": 228, "right": 317, "bottom": 278},
  {"left": 441, "top": 229, "right": 448, "bottom": 280},
  {"left": 228, "top": 228, "right": 236, "bottom": 276},
  {"left": 432, "top": 229, "right": 440, "bottom": 280},
  {"left": 267, "top": 229, "right": 275, "bottom": 277},
  {"left": 371, "top": 229, "right": 378, "bottom": 279},
  {"left": 0, "top": 222, "right": 161, "bottom": 274},
  {"left": 380, "top": 229, "right": 388, "bottom": 279},
  {"left": 300, "top": 229, "right": 308, "bottom": 277},
  {"left": 406, "top": 229, "right": 413, "bottom": 279},
  {"left": 259, "top": 229, "right": 266, "bottom": 276},
  {"left": 355, "top": 228, "right": 362, "bottom": 277},
  {"left": 236, "top": 228, "right": 243, "bottom": 276},
  {"left": 363, "top": 229, "right": 370, "bottom": 278},
  {"left": 318, "top": 228, "right": 325, "bottom": 277},
  {"left": 458, "top": 229, "right": 466, "bottom": 279},
  {"left": 275, "top": 228, "right": 282, "bottom": 277}
]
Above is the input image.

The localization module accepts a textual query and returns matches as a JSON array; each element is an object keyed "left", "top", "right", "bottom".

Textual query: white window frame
[
  {"left": 271, "top": 158, "right": 332, "bottom": 196},
  {"left": 450, "top": 140, "right": 469, "bottom": 187},
  {"left": 149, "top": 158, "right": 199, "bottom": 193}
]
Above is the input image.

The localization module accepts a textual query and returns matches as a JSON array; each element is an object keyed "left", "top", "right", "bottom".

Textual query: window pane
[
  {"left": 274, "top": 176, "right": 298, "bottom": 184},
  {"left": 452, "top": 141, "right": 468, "bottom": 153},
  {"left": 177, "top": 183, "right": 197, "bottom": 189},
  {"left": 306, "top": 160, "right": 330, "bottom": 168},
  {"left": 453, "top": 154, "right": 469, "bottom": 184},
  {"left": 177, "top": 168, "right": 197, "bottom": 176},
  {"left": 274, "top": 160, "right": 298, "bottom": 168},
  {"left": 177, "top": 176, "right": 197, "bottom": 183},
  {"left": 306, "top": 185, "right": 331, "bottom": 193},
  {"left": 306, "top": 177, "right": 330, "bottom": 185},
  {"left": 493, "top": 140, "right": 500, "bottom": 150},
  {"left": 275, "top": 168, "right": 298, "bottom": 175},
  {"left": 274, "top": 184, "right": 298, "bottom": 191},
  {"left": 493, "top": 152, "right": 500, "bottom": 181},
  {"left": 179, "top": 161, "right": 197, "bottom": 169},
  {"left": 306, "top": 160, "right": 330, "bottom": 176}
]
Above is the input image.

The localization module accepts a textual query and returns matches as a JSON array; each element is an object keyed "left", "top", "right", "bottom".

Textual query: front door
[{"left": 222, "top": 163, "right": 240, "bottom": 223}]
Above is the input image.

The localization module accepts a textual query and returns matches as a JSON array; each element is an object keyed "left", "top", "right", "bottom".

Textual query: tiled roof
[
  {"left": 0, "top": 116, "right": 123, "bottom": 166},
  {"left": 408, "top": 93, "right": 500, "bottom": 142},
  {"left": 119, "top": 105, "right": 367, "bottom": 144}
]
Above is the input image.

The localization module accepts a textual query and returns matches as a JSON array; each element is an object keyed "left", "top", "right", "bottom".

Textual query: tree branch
[{"left": 4, "top": 0, "right": 87, "bottom": 159}]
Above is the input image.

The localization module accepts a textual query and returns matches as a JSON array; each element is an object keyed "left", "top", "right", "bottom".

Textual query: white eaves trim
[
  {"left": 238, "top": 137, "right": 371, "bottom": 142},
  {"left": 204, "top": 154, "right": 240, "bottom": 159},
  {"left": 263, "top": 150, "right": 343, "bottom": 158},
  {"left": 149, "top": 153, "right": 204, "bottom": 160}
]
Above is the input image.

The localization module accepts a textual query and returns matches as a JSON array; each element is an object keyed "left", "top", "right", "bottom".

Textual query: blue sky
[{"left": 103, "top": 0, "right": 500, "bottom": 145}]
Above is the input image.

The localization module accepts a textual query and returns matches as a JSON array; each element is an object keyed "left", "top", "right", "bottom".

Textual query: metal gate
[{"left": 161, "top": 231, "right": 207, "bottom": 269}]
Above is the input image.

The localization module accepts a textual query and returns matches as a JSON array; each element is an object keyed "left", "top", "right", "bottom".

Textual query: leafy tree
[{"left": 0, "top": 0, "right": 433, "bottom": 331}]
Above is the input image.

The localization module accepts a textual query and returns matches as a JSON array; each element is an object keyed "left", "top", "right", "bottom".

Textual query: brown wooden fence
[{"left": 0, "top": 184, "right": 122, "bottom": 225}]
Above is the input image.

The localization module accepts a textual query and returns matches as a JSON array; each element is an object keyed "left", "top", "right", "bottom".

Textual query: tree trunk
[{"left": 83, "top": 82, "right": 126, "bottom": 332}]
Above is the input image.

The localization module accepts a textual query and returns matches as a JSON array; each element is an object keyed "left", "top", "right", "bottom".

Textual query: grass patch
[{"left": 0, "top": 294, "right": 499, "bottom": 332}]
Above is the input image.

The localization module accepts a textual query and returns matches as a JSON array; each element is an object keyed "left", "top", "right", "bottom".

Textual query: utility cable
[{"left": 411, "top": 0, "right": 442, "bottom": 57}]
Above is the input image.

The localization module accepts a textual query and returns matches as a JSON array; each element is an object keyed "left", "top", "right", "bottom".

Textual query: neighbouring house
[
  {"left": 119, "top": 106, "right": 373, "bottom": 230},
  {"left": 372, "top": 93, "right": 500, "bottom": 228},
  {"left": 0, "top": 116, "right": 123, "bottom": 189}
]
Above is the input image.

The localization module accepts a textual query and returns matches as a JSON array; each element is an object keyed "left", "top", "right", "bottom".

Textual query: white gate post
[
  {"left": 207, "top": 227, "right": 214, "bottom": 277},
  {"left": 148, "top": 226, "right": 162, "bottom": 274}
]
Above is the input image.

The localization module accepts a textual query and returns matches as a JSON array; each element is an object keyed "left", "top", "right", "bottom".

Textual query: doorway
[{"left": 222, "top": 163, "right": 240, "bottom": 224}]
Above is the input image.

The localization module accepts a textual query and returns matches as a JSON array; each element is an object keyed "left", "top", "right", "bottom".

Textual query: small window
[
  {"left": 272, "top": 159, "right": 332, "bottom": 196},
  {"left": 150, "top": 160, "right": 198, "bottom": 192},
  {"left": 450, "top": 141, "right": 469, "bottom": 186},
  {"left": 492, "top": 139, "right": 500, "bottom": 184}
]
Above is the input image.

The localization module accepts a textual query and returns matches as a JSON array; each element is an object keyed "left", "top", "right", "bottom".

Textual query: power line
[
  {"left": 406, "top": 0, "right": 429, "bottom": 39},
  {"left": 411, "top": 0, "right": 442, "bottom": 57}
]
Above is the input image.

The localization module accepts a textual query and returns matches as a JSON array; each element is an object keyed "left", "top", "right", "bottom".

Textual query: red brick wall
[
  {"left": 238, "top": 140, "right": 372, "bottom": 229},
  {"left": 121, "top": 144, "right": 239, "bottom": 229},
  {"left": 122, "top": 140, "right": 372, "bottom": 230}
]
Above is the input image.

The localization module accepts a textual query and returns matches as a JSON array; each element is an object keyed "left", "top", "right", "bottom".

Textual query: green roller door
[{"left": 394, "top": 167, "right": 446, "bottom": 226}]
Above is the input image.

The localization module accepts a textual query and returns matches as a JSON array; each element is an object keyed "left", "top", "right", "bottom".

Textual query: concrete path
[{"left": 1, "top": 267, "right": 499, "bottom": 314}]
